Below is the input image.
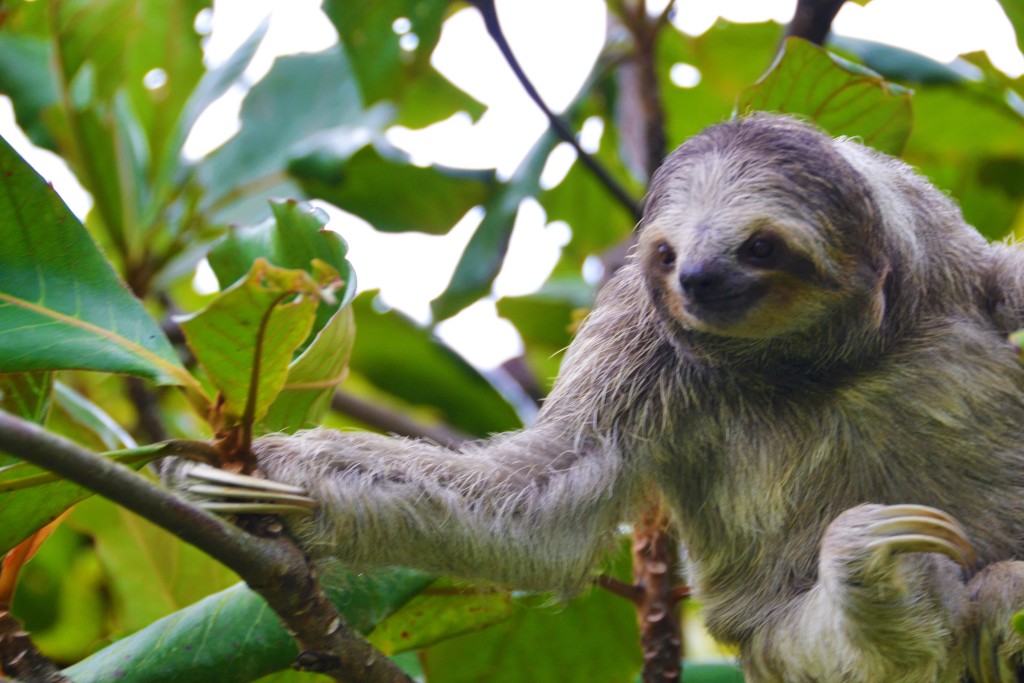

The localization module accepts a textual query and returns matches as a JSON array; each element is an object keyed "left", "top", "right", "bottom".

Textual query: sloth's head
[{"left": 639, "top": 114, "right": 886, "bottom": 340}]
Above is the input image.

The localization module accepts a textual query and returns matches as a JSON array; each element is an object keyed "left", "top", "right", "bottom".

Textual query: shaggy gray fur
[{"left": 252, "top": 115, "right": 1024, "bottom": 682}]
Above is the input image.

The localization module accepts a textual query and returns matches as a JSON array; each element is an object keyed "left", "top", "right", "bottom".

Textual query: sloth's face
[{"left": 639, "top": 206, "right": 851, "bottom": 340}]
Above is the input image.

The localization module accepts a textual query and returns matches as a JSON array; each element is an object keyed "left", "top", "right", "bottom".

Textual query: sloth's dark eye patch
[{"left": 739, "top": 234, "right": 786, "bottom": 269}]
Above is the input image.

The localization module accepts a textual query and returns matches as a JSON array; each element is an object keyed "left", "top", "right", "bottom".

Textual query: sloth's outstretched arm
[{"left": 247, "top": 423, "right": 636, "bottom": 594}]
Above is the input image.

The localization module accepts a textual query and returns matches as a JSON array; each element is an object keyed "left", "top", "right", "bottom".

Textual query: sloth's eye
[
  {"left": 656, "top": 242, "right": 677, "bottom": 268},
  {"left": 747, "top": 239, "right": 774, "bottom": 259},
  {"left": 740, "top": 234, "right": 782, "bottom": 267}
]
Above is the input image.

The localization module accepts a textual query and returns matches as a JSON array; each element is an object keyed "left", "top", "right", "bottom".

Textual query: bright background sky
[{"left": 2, "top": 0, "right": 1023, "bottom": 368}]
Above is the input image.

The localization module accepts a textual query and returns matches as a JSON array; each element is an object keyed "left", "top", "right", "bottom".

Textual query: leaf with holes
[{"left": 0, "top": 134, "right": 196, "bottom": 389}]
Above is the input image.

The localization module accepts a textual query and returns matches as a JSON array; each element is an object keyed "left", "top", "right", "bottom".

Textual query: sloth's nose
[{"left": 679, "top": 265, "right": 728, "bottom": 302}]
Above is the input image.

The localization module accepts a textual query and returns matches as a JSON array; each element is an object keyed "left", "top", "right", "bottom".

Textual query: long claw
[
  {"left": 185, "top": 463, "right": 308, "bottom": 496},
  {"left": 200, "top": 501, "right": 317, "bottom": 516},
  {"left": 865, "top": 505, "right": 976, "bottom": 569},
  {"left": 186, "top": 483, "right": 318, "bottom": 508},
  {"left": 181, "top": 463, "right": 317, "bottom": 516}
]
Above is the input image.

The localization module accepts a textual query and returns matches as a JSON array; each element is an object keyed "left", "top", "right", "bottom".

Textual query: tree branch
[
  {"left": 0, "top": 410, "right": 411, "bottom": 683},
  {"left": 785, "top": 0, "right": 846, "bottom": 46},
  {"left": 331, "top": 390, "right": 471, "bottom": 448},
  {"left": 465, "top": 0, "right": 642, "bottom": 219},
  {"left": 0, "top": 611, "right": 69, "bottom": 683}
]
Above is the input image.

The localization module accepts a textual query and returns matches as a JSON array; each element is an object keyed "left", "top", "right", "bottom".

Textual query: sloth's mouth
[{"left": 684, "top": 284, "right": 768, "bottom": 322}]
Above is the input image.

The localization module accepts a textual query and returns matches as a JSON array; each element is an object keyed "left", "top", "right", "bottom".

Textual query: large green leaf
[
  {"left": 291, "top": 142, "right": 495, "bottom": 235},
  {"left": 430, "top": 132, "right": 561, "bottom": 322},
  {"left": 738, "top": 38, "right": 912, "bottom": 155},
  {"left": 323, "top": 0, "right": 483, "bottom": 127},
  {"left": 0, "top": 135, "right": 195, "bottom": 388},
  {"left": 64, "top": 568, "right": 433, "bottom": 682},
  {"left": 349, "top": 293, "right": 521, "bottom": 436},
  {"left": 197, "top": 48, "right": 365, "bottom": 215}
]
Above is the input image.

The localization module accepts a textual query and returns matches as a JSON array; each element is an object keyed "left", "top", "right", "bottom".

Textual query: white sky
[{"left": 2, "top": 0, "right": 1023, "bottom": 368}]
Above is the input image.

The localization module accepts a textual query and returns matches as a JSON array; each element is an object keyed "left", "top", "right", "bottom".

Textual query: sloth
[{"left": 172, "top": 114, "right": 1024, "bottom": 682}]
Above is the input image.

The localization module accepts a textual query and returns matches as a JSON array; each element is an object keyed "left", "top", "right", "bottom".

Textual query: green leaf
[
  {"left": 53, "top": 381, "right": 137, "bottom": 451},
  {"left": 350, "top": 293, "right": 521, "bottom": 436},
  {"left": 829, "top": 35, "right": 972, "bottom": 85},
  {"left": 290, "top": 141, "right": 495, "bottom": 235},
  {"left": 178, "top": 260, "right": 326, "bottom": 422},
  {"left": 197, "top": 48, "right": 365, "bottom": 214},
  {"left": 496, "top": 278, "right": 593, "bottom": 351},
  {"left": 66, "top": 494, "right": 240, "bottom": 635},
  {"left": 0, "top": 134, "right": 195, "bottom": 388},
  {"left": 50, "top": 0, "right": 209, "bottom": 167},
  {"left": 430, "top": 132, "right": 560, "bottom": 322},
  {"left": 659, "top": 21, "right": 784, "bottom": 147},
  {"left": 19, "top": 532, "right": 108, "bottom": 664},
  {"left": 897, "top": 53, "right": 1024, "bottom": 238},
  {"left": 0, "top": 444, "right": 165, "bottom": 556},
  {"left": 420, "top": 588, "right": 641, "bottom": 683},
  {"left": 0, "top": 372, "right": 53, "bottom": 427},
  {"left": 208, "top": 199, "right": 355, "bottom": 309},
  {"left": 154, "top": 19, "right": 268, "bottom": 197},
  {"left": 0, "top": 33, "right": 59, "bottom": 149},
  {"left": 737, "top": 37, "right": 912, "bottom": 155},
  {"left": 323, "top": 0, "right": 483, "bottom": 127},
  {"left": 998, "top": 0, "right": 1024, "bottom": 58},
  {"left": 64, "top": 569, "right": 433, "bottom": 683},
  {"left": 261, "top": 304, "right": 355, "bottom": 434},
  {"left": 369, "top": 584, "right": 515, "bottom": 655}
]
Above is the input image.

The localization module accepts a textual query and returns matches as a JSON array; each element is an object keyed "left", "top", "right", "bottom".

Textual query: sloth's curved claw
[{"left": 863, "top": 504, "right": 976, "bottom": 570}]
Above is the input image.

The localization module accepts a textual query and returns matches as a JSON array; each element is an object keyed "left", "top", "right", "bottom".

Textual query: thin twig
[
  {"left": 0, "top": 410, "right": 411, "bottom": 683},
  {"left": 466, "top": 0, "right": 641, "bottom": 219},
  {"left": 594, "top": 574, "right": 644, "bottom": 604}
]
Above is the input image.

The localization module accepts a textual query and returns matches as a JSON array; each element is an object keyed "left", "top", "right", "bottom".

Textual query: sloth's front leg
[{"left": 742, "top": 504, "right": 974, "bottom": 683}]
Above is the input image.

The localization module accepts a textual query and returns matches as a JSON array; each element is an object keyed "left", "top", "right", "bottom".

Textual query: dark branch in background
[
  {"left": 465, "top": 0, "right": 642, "bottom": 220},
  {"left": 331, "top": 390, "right": 471, "bottom": 448},
  {"left": 785, "top": 0, "right": 846, "bottom": 46},
  {"left": 612, "top": 0, "right": 672, "bottom": 179},
  {"left": 125, "top": 377, "right": 170, "bottom": 444},
  {"left": 0, "top": 411, "right": 411, "bottom": 683}
]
